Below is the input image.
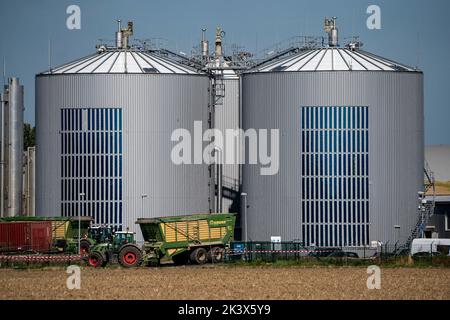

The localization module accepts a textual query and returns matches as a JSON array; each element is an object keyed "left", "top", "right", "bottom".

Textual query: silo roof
[
  {"left": 251, "top": 48, "right": 417, "bottom": 72},
  {"left": 41, "top": 49, "right": 202, "bottom": 75}
]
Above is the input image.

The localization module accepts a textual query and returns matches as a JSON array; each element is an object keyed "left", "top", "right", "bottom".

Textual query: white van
[{"left": 410, "top": 238, "right": 450, "bottom": 256}]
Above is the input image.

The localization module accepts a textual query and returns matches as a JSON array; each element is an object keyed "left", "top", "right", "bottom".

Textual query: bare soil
[{"left": 0, "top": 265, "right": 449, "bottom": 300}]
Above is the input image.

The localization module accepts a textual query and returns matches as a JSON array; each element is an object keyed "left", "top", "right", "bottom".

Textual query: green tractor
[
  {"left": 80, "top": 226, "right": 114, "bottom": 254},
  {"left": 87, "top": 231, "right": 141, "bottom": 268}
]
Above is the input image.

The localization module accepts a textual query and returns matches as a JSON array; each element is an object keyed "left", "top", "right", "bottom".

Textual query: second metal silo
[{"left": 241, "top": 19, "right": 424, "bottom": 246}]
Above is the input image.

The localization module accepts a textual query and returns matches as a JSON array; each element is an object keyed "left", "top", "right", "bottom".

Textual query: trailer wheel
[
  {"left": 88, "top": 252, "right": 105, "bottom": 268},
  {"left": 207, "top": 247, "right": 225, "bottom": 263},
  {"left": 119, "top": 246, "right": 141, "bottom": 268},
  {"left": 189, "top": 248, "right": 207, "bottom": 265},
  {"left": 172, "top": 252, "right": 189, "bottom": 265},
  {"left": 80, "top": 240, "right": 91, "bottom": 255}
]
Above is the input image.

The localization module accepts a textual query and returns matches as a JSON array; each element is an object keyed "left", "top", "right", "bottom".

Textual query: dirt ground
[{"left": 0, "top": 265, "right": 449, "bottom": 300}]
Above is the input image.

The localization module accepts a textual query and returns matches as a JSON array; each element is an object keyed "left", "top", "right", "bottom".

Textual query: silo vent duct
[
  {"left": 115, "top": 20, "right": 134, "bottom": 49},
  {"left": 324, "top": 17, "right": 338, "bottom": 47}
]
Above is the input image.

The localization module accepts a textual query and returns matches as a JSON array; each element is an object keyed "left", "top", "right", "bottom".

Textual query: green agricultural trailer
[
  {"left": 0, "top": 216, "right": 117, "bottom": 255},
  {"left": 86, "top": 213, "right": 236, "bottom": 268},
  {"left": 138, "top": 213, "right": 236, "bottom": 266},
  {"left": 0, "top": 216, "right": 94, "bottom": 254}
]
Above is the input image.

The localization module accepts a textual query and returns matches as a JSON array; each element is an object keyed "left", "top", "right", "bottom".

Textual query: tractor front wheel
[
  {"left": 88, "top": 252, "right": 105, "bottom": 268},
  {"left": 189, "top": 248, "right": 207, "bottom": 265},
  {"left": 118, "top": 246, "right": 142, "bottom": 268}
]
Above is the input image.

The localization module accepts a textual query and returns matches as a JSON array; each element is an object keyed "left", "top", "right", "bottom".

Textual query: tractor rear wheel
[
  {"left": 189, "top": 248, "right": 207, "bottom": 265},
  {"left": 88, "top": 252, "right": 105, "bottom": 268},
  {"left": 207, "top": 247, "right": 225, "bottom": 263},
  {"left": 118, "top": 246, "right": 142, "bottom": 268}
]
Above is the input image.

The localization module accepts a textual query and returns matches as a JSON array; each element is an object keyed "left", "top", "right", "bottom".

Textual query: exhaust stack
[
  {"left": 116, "top": 20, "right": 134, "bottom": 49},
  {"left": 215, "top": 26, "right": 224, "bottom": 58},
  {"left": 324, "top": 17, "right": 339, "bottom": 47},
  {"left": 200, "top": 28, "right": 209, "bottom": 62},
  {"left": 1, "top": 77, "right": 24, "bottom": 217}
]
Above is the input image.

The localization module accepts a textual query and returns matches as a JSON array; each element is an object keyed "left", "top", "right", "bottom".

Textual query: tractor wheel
[
  {"left": 88, "top": 252, "right": 105, "bottom": 268},
  {"left": 207, "top": 247, "right": 225, "bottom": 263},
  {"left": 189, "top": 248, "right": 208, "bottom": 265},
  {"left": 80, "top": 240, "right": 91, "bottom": 255},
  {"left": 119, "top": 246, "right": 142, "bottom": 268}
]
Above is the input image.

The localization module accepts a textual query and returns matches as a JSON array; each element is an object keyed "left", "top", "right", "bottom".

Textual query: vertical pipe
[
  {"left": 241, "top": 192, "right": 248, "bottom": 242},
  {"left": 116, "top": 20, "right": 122, "bottom": 49},
  {"left": 208, "top": 78, "right": 215, "bottom": 213},
  {"left": 7, "top": 78, "right": 24, "bottom": 217},
  {"left": 238, "top": 76, "right": 242, "bottom": 188},
  {"left": 29, "top": 147, "right": 35, "bottom": 216},
  {"left": 0, "top": 89, "right": 5, "bottom": 216},
  {"left": 215, "top": 147, "right": 223, "bottom": 213},
  {"left": 201, "top": 28, "right": 209, "bottom": 64},
  {"left": 25, "top": 147, "right": 36, "bottom": 216},
  {"left": 215, "top": 27, "right": 223, "bottom": 58}
]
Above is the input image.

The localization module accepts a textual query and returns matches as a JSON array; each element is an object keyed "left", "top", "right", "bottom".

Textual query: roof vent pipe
[
  {"left": 115, "top": 20, "right": 133, "bottom": 49},
  {"left": 324, "top": 17, "right": 338, "bottom": 47},
  {"left": 201, "top": 28, "right": 209, "bottom": 62},
  {"left": 215, "top": 26, "right": 224, "bottom": 58},
  {"left": 116, "top": 20, "right": 123, "bottom": 49}
]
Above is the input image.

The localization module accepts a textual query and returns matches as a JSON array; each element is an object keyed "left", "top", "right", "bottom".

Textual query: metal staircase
[
  {"left": 212, "top": 68, "right": 225, "bottom": 106},
  {"left": 405, "top": 162, "right": 436, "bottom": 248}
]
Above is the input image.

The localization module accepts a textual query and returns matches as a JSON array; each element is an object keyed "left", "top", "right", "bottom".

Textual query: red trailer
[{"left": 0, "top": 221, "right": 52, "bottom": 253}]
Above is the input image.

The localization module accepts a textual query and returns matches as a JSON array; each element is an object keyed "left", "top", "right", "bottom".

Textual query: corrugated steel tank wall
[
  {"left": 36, "top": 74, "right": 211, "bottom": 240},
  {"left": 214, "top": 78, "right": 240, "bottom": 212},
  {"left": 241, "top": 71, "right": 424, "bottom": 244}
]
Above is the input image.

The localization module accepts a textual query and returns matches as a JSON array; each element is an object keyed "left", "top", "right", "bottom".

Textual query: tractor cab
[
  {"left": 88, "top": 226, "right": 113, "bottom": 243},
  {"left": 113, "top": 231, "right": 135, "bottom": 246}
]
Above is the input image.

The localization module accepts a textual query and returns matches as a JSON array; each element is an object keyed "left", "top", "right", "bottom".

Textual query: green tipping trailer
[{"left": 137, "top": 213, "right": 236, "bottom": 266}]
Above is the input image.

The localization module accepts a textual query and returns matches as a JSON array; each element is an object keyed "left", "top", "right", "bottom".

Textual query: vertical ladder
[{"left": 212, "top": 68, "right": 225, "bottom": 106}]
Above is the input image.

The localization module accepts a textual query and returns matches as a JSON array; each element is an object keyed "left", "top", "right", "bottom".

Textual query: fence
[{"left": 225, "top": 241, "right": 450, "bottom": 266}]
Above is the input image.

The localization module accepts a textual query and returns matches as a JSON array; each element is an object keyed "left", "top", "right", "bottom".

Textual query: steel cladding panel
[
  {"left": 0, "top": 222, "right": 29, "bottom": 252},
  {"left": 36, "top": 74, "right": 211, "bottom": 241},
  {"left": 30, "top": 222, "right": 52, "bottom": 252},
  {"left": 242, "top": 71, "right": 423, "bottom": 244}
]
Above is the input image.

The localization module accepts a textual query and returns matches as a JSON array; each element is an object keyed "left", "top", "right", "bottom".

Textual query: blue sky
[{"left": 0, "top": 0, "right": 449, "bottom": 144}]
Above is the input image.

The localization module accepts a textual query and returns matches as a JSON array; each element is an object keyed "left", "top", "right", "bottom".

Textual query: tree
[{"left": 23, "top": 123, "right": 35, "bottom": 150}]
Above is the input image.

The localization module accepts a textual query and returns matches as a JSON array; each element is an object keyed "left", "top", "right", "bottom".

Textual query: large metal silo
[
  {"left": 36, "top": 31, "right": 212, "bottom": 240},
  {"left": 242, "top": 32, "right": 424, "bottom": 245}
]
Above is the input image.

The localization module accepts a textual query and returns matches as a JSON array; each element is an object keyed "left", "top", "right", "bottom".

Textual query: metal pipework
[
  {"left": 214, "top": 147, "right": 223, "bottom": 213},
  {"left": 115, "top": 20, "right": 134, "bottom": 49},
  {"left": 0, "top": 89, "right": 6, "bottom": 216},
  {"left": 215, "top": 26, "right": 224, "bottom": 58},
  {"left": 23, "top": 147, "right": 35, "bottom": 216},
  {"left": 201, "top": 28, "right": 209, "bottom": 61},
  {"left": 241, "top": 192, "right": 248, "bottom": 242},
  {"left": 116, "top": 20, "right": 122, "bottom": 49},
  {"left": 324, "top": 17, "right": 338, "bottom": 47},
  {"left": 1, "top": 78, "right": 24, "bottom": 217}
]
